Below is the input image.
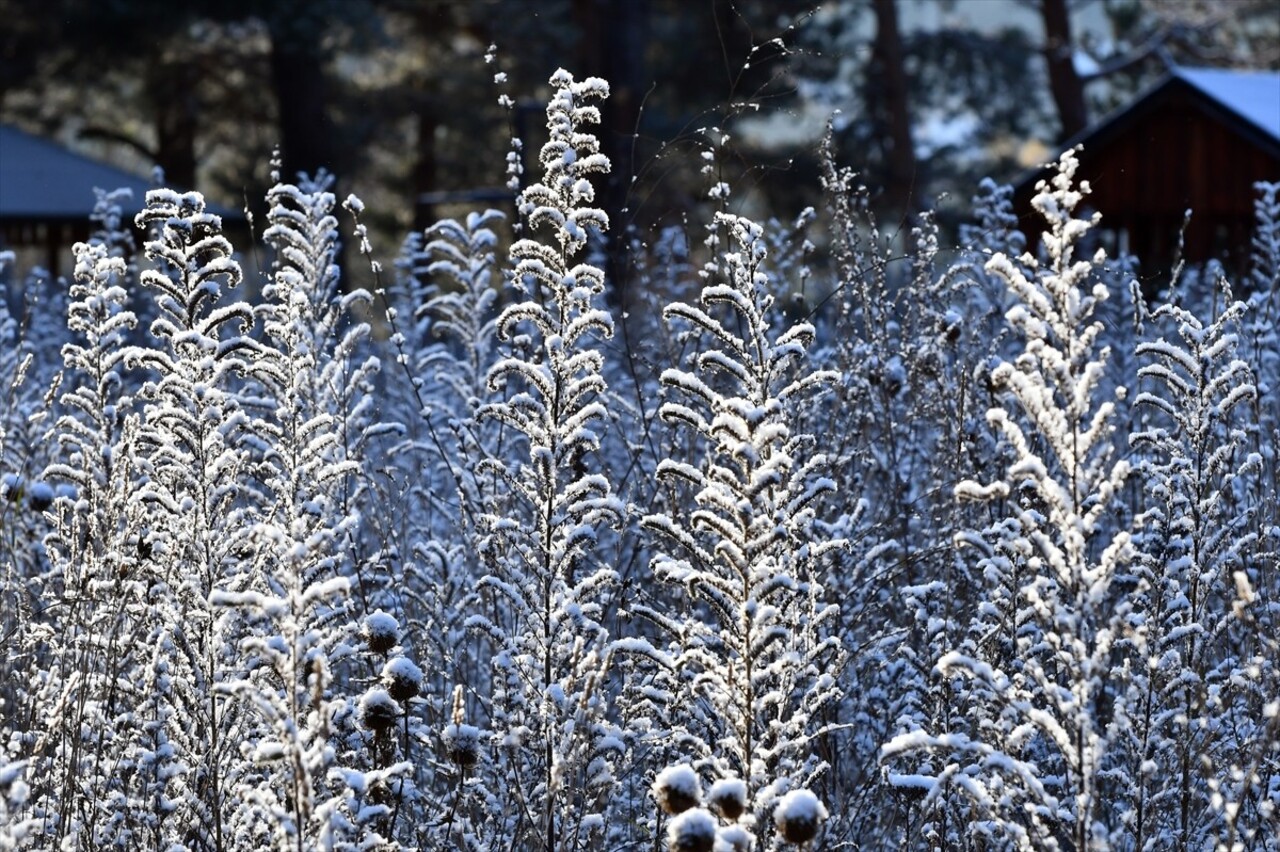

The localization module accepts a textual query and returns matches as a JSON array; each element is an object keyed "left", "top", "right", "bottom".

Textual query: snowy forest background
[{"left": 1, "top": 2, "right": 1279, "bottom": 851}]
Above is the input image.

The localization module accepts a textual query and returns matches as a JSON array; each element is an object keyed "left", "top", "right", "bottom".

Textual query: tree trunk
[
  {"left": 870, "top": 0, "right": 917, "bottom": 216},
  {"left": 572, "top": 0, "right": 648, "bottom": 314},
  {"left": 150, "top": 59, "right": 199, "bottom": 190},
  {"left": 267, "top": 18, "right": 335, "bottom": 182},
  {"left": 412, "top": 108, "right": 439, "bottom": 230},
  {"left": 1040, "top": 0, "right": 1089, "bottom": 140}
]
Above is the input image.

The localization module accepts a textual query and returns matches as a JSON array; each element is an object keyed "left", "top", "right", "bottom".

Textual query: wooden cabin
[{"left": 1014, "top": 67, "right": 1280, "bottom": 284}]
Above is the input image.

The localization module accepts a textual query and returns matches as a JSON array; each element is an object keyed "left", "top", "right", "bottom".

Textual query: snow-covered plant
[
  {"left": 353, "top": 168, "right": 502, "bottom": 852},
  {"left": 0, "top": 249, "right": 22, "bottom": 725},
  {"left": 44, "top": 240, "right": 136, "bottom": 576},
  {"left": 884, "top": 149, "right": 1134, "bottom": 851},
  {"left": 652, "top": 763, "right": 762, "bottom": 851},
  {"left": 773, "top": 788, "right": 828, "bottom": 846},
  {"left": 811, "top": 165, "right": 1025, "bottom": 846},
  {"left": 0, "top": 758, "right": 38, "bottom": 846},
  {"left": 1127, "top": 288, "right": 1274, "bottom": 850},
  {"left": 1244, "top": 182, "right": 1280, "bottom": 568},
  {"left": 416, "top": 209, "right": 509, "bottom": 508},
  {"left": 642, "top": 211, "right": 845, "bottom": 835},
  {"left": 431, "top": 683, "right": 487, "bottom": 848},
  {"left": 404, "top": 210, "right": 504, "bottom": 405},
  {"left": 211, "top": 583, "right": 356, "bottom": 849},
  {"left": 1248, "top": 181, "right": 1280, "bottom": 308},
  {"left": 959, "top": 177, "right": 1027, "bottom": 259},
  {"left": 4, "top": 63, "right": 1280, "bottom": 852},
  {"left": 115, "top": 188, "right": 265, "bottom": 848},
  {"left": 349, "top": 618, "right": 417, "bottom": 844},
  {"left": 666, "top": 807, "right": 717, "bottom": 852},
  {"left": 256, "top": 173, "right": 385, "bottom": 571},
  {"left": 0, "top": 257, "right": 54, "bottom": 732},
  {"left": 202, "top": 172, "right": 396, "bottom": 849},
  {"left": 653, "top": 763, "right": 703, "bottom": 815},
  {"left": 389, "top": 208, "right": 506, "bottom": 544},
  {"left": 88, "top": 185, "right": 134, "bottom": 248},
  {"left": 19, "top": 239, "right": 142, "bottom": 848},
  {"left": 0, "top": 268, "right": 59, "bottom": 631},
  {"left": 465, "top": 68, "right": 624, "bottom": 851}
]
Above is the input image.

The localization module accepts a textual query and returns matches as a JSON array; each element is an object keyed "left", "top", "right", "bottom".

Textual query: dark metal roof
[{"left": 0, "top": 123, "right": 242, "bottom": 222}]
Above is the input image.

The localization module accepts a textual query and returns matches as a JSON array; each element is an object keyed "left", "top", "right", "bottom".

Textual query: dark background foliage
[{"left": 3, "top": 0, "right": 1276, "bottom": 248}]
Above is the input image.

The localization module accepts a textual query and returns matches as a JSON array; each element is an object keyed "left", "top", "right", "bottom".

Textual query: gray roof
[{"left": 0, "top": 123, "right": 241, "bottom": 222}]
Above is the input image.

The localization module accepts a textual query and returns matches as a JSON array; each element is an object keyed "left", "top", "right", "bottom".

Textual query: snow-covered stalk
[
  {"left": 1244, "top": 181, "right": 1279, "bottom": 588},
  {"left": 885, "top": 149, "right": 1134, "bottom": 851},
  {"left": 466, "top": 68, "right": 623, "bottom": 851},
  {"left": 22, "top": 239, "right": 142, "bottom": 847},
  {"left": 1130, "top": 290, "right": 1271, "bottom": 850},
  {"left": 642, "top": 210, "right": 845, "bottom": 840},
  {"left": 123, "top": 189, "right": 267, "bottom": 849},
  {"left": 205, "top": 173, "right": 394, "bottom": 849}
]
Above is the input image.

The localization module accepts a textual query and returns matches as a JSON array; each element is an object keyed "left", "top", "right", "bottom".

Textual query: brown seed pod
[
  {"left": 708, "top": 777, "right": 747, "bottom": 821},
  {"left": 382, "top": 656, "right": 423, "bottom": 702},
  {"left": 363, "top": 610, "right": 399, "bottom": 655},
  {"left": 666, "top": 808, "right": 716, "bottom": 852},
  {"left": 443, "top": 722, "right": 481, "bottom": 767},
  {"left": 359, "top": 688, "right": 400, "bottom": 732},
  {"left": 774, "top": 790, "right": 827, "bottom": 845},
  {"left": 652, "top": 765, "right": 701, "bottom": 815}
]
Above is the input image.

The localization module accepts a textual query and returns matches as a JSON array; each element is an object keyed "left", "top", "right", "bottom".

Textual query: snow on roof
[
  {"left": 1173, "top": 66, "right": 1280, "bottom": 143},
  {"left": 0, "top": 124, "right": 241, "bottom": 221},
  {"left": 1015, "top": 66, "right": 1280, "bottom": 190}
]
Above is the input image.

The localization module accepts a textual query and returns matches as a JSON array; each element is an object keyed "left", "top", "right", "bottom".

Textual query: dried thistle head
[
  {"left": 708, "top": 777, "right": 747, "bottom": 821},
  {"left": 442, "top": 722, "right": 481, "bottom": 768},
  {"left": 773, "top": 789, "right": 827, "bottom": 845},
  {"left": 665, "top": 808, "right": 716, "bottom": 852},
  {"left": 717, "top": 824, "right": 755, "bottom": 852},
  {"left": 363, "top": 610, "right": 399, "bottom": 655},
  {"left": 359, "top": 688, "right": 400, "bottom": 733},
  {"left": 382, "top": 656, "right": 423, "bottom": 702},
  {"left": 653, "top": 764, "right": 701, "bottom": 815},
  {"left": 442, "top": 685, "right": 481, "bottom": 767}
]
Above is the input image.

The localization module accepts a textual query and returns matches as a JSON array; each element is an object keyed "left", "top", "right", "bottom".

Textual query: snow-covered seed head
[
  {"left": 442, "top": 722, "right": 481, "bottom": 767},
  {"left": 653, "top": 764, "right": 702, "bottom": 815},
  {"left": 717, "top": 824, "right": 756, "bottom": 852},
  {"left": 773, "top": 789, "right": 828, "bottom": 845},
  {"left": 442, "top": 684, "right": 480, "bottom": 766},
  {"left": 26, "top": 481, "right": 53, "bottom": 512},
  {"left": 1, "top": 473, "right": 21, "bottom": 504},
  {"left": 665, "top": 808, "right": 716, "bottom": 852},
  {"left": 363, "top": 610, "right": 399, "bottom": 654},
  {"left": 382, "top": 655, "right": 423, "bottom": 702},
  {"left": 708, "top": 777, "right": 747, "bottom": 821},
  {"left": 359, "top": 688, "right": 400, "bottom": 732}
]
